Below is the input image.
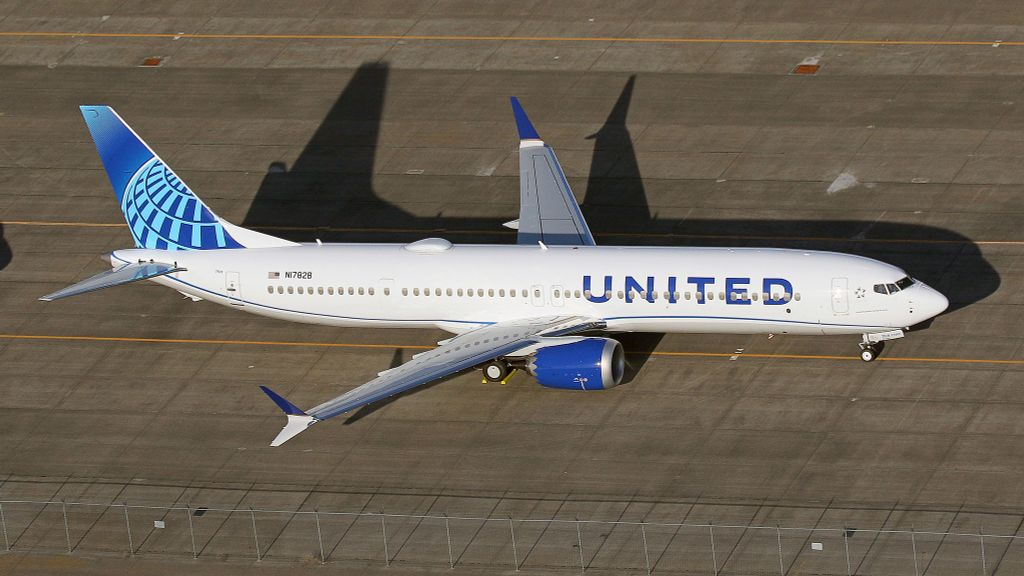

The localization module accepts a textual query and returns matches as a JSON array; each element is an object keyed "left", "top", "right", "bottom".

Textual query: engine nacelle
[{"left": 528, "top": 338, "right": 625, "bottom": 390}]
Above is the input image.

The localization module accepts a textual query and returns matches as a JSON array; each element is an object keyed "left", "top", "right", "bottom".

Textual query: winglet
[
  {"left": 510, "top": 97, "right": 541, "bottom": 140},
  {"left": 260, "top": 386, "right": 306, "bottom": 415},
  {"left": 260, "top": 386, "right": 316, "bottom": 446}
]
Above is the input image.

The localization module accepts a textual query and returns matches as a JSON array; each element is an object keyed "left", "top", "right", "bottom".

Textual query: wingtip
[
  {"left": 510, "top": 97, "right": 541, "bottom": 140},
  {"left": 259, "top": 386, "right": 307, "bottom": 416}
]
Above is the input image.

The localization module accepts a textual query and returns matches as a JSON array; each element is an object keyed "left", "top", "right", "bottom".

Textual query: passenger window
[
  {"left": 402, "top": 288, "right": 408, "bottom": 296},
  {"left": 358, "top": 287, "right": 364, "bottom": 295},
  {"left": 328, "top": 287, "right": 334, "bottom": 295},
  {"left": 457, "top": 288, "right": 464, "bottom": 296},
  {"left": 348, "top": 287, "right": 354, "bottom": 295},
  {"left": 751, "top": 292, "right": 758, "bottom": 301},
  {"left": 783, "top": 292, "right": 791, "bottom": 302},
  {"left": 574, "top": 290, "right": 581, "bottom": 298},
  {"left": 488, "top": 289, "right": 494, "bottom": 297},
  {"left": 317, "top": 287, "right": 324, "bottom": 295},
  {"left": 535, "top": 289, "right": 541, "bottom": 298},
  {"left": 369, "top": 288, "right": 375, "bottom": 295},
  {"left": 499, "top": 289, "right": 505, "bottom": 297},
  {"left": 554, "top": 290, "right": 561, "bottom": 298},
  {"left": 277, "top": 286, "right": 284, "bottom": 294},
  {"left": 584, "top": 290, "right": 591, "bottom": 298},
  {"left": 297, "top": 286, "right": 304, "bottom": 295},
  {"left": 266, "top": 286, "right": 273, "bottom": 294},
  {"left": 413, "top": 288, "right": 420, "bottom": 296},
  {"left": 794, "top": 293, "right": 801, "bottom": 301},
  {"left": 384, "top": 288, "right": 390, "bottom": 296},
  {"left": 684, "top": 292, "right": 691, "bottom": 300},
  {"left": 433, "top": 288, "right": 440, "bottom": 296},
  {"left": 617, "top": 291, "right": 624, "bottom": 300},
  {"left": 287, "top": 286, "right": 294, "bottom": 294}
]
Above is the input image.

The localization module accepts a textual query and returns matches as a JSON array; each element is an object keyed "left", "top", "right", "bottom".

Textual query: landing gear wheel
[
  {"left": 860, "top": 347, "right": 877, "bottom": 362},
  {"left": 482, "top": 361, "right": 510, "bottom": 382}
]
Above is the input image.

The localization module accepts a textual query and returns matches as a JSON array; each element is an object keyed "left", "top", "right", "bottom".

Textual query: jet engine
[{"left": 527, "top": 338, "right": 625, "bottom": 390}]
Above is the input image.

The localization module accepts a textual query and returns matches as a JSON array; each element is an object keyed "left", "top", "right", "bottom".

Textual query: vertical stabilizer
[{"left": 80, "top": 106, "right": 296, "bottom": 250}]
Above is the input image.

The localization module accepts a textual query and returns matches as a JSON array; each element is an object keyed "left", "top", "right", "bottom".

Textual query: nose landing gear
[
  {"left": 858, "top": 330, "right": 904, "bottom": 362},
  {"left": 859, "top": 344, "right": 880, "bottom": 362}
]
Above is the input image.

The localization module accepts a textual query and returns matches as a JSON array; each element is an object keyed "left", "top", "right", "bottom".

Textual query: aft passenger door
[{"left": 831, "top": 277, "right": 849, "bottom": 315}]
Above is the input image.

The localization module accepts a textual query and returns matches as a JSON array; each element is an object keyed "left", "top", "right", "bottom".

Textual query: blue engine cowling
[{"left": 528, "top": 338, "right": 625, "bottom": 390}]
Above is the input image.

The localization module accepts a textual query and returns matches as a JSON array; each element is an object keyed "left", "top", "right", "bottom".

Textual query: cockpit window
[
  {"left": 895, "top": 276, "right": 914, "bottom": 290},
  {"left": 874, "top": 276, "right": 915, "bottom": 295}
]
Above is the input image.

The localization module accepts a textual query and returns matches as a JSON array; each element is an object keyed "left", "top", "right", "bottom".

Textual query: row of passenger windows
[{"left": 265, "top": 285, "right": 799, "bottom": 302}]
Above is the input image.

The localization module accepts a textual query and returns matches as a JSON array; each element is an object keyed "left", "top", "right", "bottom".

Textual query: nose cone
[{"left": 921, "top": 285, "right": 949, "bottom": 319}]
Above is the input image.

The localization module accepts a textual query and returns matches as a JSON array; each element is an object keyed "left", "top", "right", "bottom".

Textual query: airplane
[{"left": 42, "top": 101, "right": 950, "bottom": 446}]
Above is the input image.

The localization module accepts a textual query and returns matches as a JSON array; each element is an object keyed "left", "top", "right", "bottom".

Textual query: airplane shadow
[
  {"left": 246, "top": 65, "right": 998, "bottom": 317},
  {"left": 0, "top": 224, "right": 10, "bottom": 271}
]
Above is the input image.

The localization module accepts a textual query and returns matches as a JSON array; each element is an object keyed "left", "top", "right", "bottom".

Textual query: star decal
[{"left": 854, "top": 287, "right": 866, "bottom": 299}]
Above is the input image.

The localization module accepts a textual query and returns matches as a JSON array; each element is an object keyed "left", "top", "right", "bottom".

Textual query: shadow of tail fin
[{"left": 583, "top": 75, "right": 651, "bottom": 226}]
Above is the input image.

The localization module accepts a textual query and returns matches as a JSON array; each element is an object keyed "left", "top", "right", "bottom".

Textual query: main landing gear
[{"left": 482, "top": 360, "right": 515, "bottom": 384}]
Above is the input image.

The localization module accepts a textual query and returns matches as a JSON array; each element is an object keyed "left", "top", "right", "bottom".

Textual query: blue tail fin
[{"left": 81, "top": 106, "right": 245, "bottom": 251}]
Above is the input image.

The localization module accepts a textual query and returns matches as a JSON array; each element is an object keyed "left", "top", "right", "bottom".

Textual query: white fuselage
[{"left": 113, "top": 242, "right": 947, "bottom": 337}]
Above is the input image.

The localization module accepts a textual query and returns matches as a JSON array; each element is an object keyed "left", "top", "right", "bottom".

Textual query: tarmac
[{"left": 1, "top": 1, "right": 1024, "bottom": 574}]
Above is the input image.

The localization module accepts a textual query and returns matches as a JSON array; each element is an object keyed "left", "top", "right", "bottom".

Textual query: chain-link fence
[{"left": 0, "top": 499, "right": 1019, "bottom": 574}]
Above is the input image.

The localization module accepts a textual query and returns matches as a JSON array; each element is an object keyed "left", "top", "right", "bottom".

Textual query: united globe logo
[{"left": 121, "top": 158, "right": 241, "bottom": 250}]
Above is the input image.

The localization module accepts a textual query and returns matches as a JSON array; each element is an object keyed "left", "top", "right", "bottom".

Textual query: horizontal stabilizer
[
  {"left": 260, "top": 386, "right": 317, "bottom": 446},
  {"left": 39, "top": 261, "right": 184, "bottom": 302}
]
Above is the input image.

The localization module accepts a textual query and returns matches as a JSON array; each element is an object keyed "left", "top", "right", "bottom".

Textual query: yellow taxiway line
[
  {"left": 3, "top": 220, "right": 1022, "bottom": 246},
  {"left": 2, "top": 333, "right": 1022, "bottom": 366},
  {"left": 0, "top": 31, "right": 1021, "bottom": 47}
]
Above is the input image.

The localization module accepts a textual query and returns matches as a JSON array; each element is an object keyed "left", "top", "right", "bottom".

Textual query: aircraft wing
[
  {"left": 260, "top": 315, "right": 605, "bottom": 446},
  {"left": 510, "top": 97, "right": 596, "bottom": 247}
]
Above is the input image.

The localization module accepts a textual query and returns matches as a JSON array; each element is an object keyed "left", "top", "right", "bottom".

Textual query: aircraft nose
[{"left": 922, "top": 286, "right": 949, "bottom": 318}]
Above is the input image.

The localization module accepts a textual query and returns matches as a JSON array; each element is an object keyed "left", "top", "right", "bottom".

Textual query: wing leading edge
[
  {"left": 511, "top": 98, "right": 596, "bottom": 247},
  {"left": 261, "top": 316, "right": 604, "bottom": 446}
]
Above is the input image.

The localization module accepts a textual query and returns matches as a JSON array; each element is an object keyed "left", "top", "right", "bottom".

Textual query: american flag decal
[{"left": 268, "top": 271, "right": 280, "bottom": 279}]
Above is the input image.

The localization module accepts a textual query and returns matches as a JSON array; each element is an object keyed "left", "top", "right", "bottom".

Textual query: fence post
[
  {"left": 380, "top": 514, "right": 390, "bottom": 567},
  {"left": 576, "top": 520, "right": 585, "bottom": 574},
  {"left": 776, "top": 524, "right": 784, "bottom": 576},
  {"left": 911, "top": 527, "right": 920, "bottom": 576},
  {"left": 0, "top": 502, "right": 8, "bottom": 551},
  {"left": 640, "top": 522, "right": 651, "bottom": 576},
  {"left": 61, "top": 500, "right": 71, "bottom": 553},
  {"left": 980, "top": 527, "right": 987, "bottom": 576},
  {"left": 509, "top": 517, "right": 519, "bottom": 571},
  {"left": 250, "top": 507, "right": 261, "bottom": 562},
  {"left": 315, "top": 510, "right": 325, "bottom": 564},
  {"left": 123, "top": 502, "right": 133, "bottom": 556},
  {"left": 709, "top": 524, "right": 718, "bottom": 575},
  {"left": 844, "top": 528, "right": 851, "bottom": 576},
  {"left": 186, "top": 504, "right": 197, "bottom": 559},
  {"left": 444, "top": 514, "right": 454, "bottom": 569}
]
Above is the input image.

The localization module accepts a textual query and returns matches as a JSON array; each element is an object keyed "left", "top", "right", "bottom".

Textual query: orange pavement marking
[{"left": 2, "top": 333, "right": 1022, "bottom": 365}]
